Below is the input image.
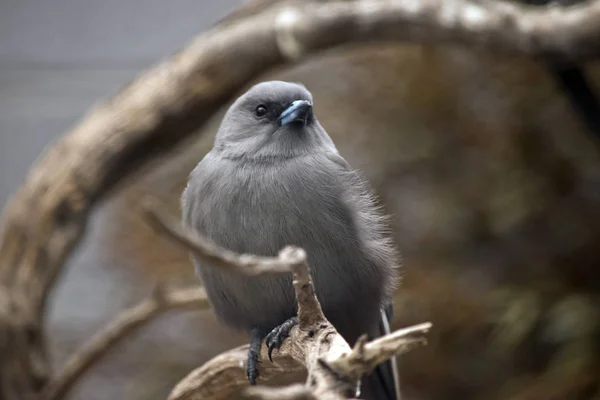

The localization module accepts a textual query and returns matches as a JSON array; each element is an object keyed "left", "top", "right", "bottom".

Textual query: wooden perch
[
  {"left": 142, "top": 199, "right": 304, "bottom": 277},
  {"left": 143, "top": 199, "right": 432, "bottom": 400},
  {"left": 243, "top": 384, "right": 317, "bottom": 400},
  {"left": 42, "top": 286, "right": 209, "bottom": 400},
  {"left": 0, "top": 0, "right": 598, "bottom": 398}
]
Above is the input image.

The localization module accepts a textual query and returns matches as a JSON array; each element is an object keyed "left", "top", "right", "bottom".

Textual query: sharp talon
[
  {"left": 268, "top": 342, "right": 275, "bottom": 362},
  {"left": 265, "top": 325, "right": 281, "bottom": 362},
  {"left": 264, "top": 317, "right": 299, "bottom": 363}
]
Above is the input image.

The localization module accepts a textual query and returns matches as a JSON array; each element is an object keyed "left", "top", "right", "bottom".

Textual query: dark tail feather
[{"left": 361, "top": 304, "right": 400, "bottom": 400}]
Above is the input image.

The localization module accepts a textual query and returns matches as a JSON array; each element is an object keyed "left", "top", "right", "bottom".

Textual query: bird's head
[{"left": 213, "top": 81, "right": 336, "bottom": 161}]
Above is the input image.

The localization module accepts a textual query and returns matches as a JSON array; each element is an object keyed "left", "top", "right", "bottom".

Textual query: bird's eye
[{"left": 255, "top": 105, "right": 268, "bottom": 117}]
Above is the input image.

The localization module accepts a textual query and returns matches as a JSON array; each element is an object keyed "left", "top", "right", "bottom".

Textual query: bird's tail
[{"left": 361, "top": 304, "right": 400, "bottom": 400}]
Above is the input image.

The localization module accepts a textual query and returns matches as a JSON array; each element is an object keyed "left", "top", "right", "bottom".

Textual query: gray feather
[{"left": 181, "top": 81, "right": 400, "bottom": 398}]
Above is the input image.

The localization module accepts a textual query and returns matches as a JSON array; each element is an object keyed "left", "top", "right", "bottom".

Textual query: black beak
[{"left": 278, "top": 100, "right": 312, "bottom": 126}]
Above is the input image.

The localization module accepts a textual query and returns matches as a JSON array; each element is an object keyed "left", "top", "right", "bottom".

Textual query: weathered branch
[
  {"left": 42, "top": 286, "right": 209, "bottom": 400},
  {"left": 143, "top": 200, "right": 431, "bottom": 400},
  {"left": 165, "top": 344, "right": 304, "bottom": 400},
  {"left": 325, "top": 323, "right": 431, "bottom": 380},
  {"left": 142, "top": 199, "right": 304, "bottom": 276},
  {"left": 142, "top": 197, "right": 328, "bottom": 328},
  {"left": 243, "top": 384, "right": 317, "bottom": 400},
  {"left": 0, "top": 0, "right": 596, "bottom": 397}
]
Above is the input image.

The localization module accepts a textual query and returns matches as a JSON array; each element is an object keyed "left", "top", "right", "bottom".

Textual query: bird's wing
[{"left": 326, "top": 151, "right": 400, "bottom": 400}]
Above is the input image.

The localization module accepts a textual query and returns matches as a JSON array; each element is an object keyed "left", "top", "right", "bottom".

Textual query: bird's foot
[
  {"left": 247, "top": 329, "right": 262, "bottom": 385},
  {"left": 265, "top": 316, "right": 299, "bottom": 362}
]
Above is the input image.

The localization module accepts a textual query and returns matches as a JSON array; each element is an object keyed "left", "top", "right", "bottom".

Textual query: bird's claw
[
  {"left": 247, "top": 346, "right": 261, "bottom": 385},
  {"left": 247, "top": 329, "right": 263, "bottom": 385},
  {"left": 265, "top": 316, "right": 299, "bottom": 362}
]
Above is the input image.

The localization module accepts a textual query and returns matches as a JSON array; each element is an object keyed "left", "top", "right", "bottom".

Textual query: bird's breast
[
  {"left": 200, "top": 159, "right": 348, "bottom": 252},
  {"left": 186, "top": 156, "right": 385, "bottom": 336}
]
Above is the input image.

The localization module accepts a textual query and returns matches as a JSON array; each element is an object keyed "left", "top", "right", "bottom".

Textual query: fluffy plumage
[{"left": 182, "top": 81, "right": 399, "bottom": 399}]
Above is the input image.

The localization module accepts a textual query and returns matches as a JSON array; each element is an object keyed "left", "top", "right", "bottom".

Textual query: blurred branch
[
  {"left": 243, "top": 384, "right": 318, "bottom": 400},
  {"left": 0, "top": 0, "right": 594, "bottom": 398},
  {"left": 42, "top": 286, "right": 209, "bottom": 400},
  {"left": 142, "top": 199, "right": 431, "bottom": 400},
  {"left": 222, "top": 0, "right": 600, "bottom": 61},
  {"left": 275, "top": 0, "right": 600, "bottom": 62}
]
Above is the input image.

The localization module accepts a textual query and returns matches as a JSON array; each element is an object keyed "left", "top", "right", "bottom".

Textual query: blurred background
[{"left": 2, "top": 0, "right": 600, "bottom": 399}]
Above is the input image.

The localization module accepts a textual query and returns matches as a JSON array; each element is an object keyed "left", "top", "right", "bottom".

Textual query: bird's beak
[{"left": 278, "top": 100, "right": 312, "bottom": 126}]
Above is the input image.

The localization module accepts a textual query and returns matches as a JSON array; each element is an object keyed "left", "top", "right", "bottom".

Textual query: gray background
[
  {"left": 0, "top": 0, "right": 240, "bottom": 207},
  {"left": 0, "top": 1, "right": 242, "bottom": 399}
]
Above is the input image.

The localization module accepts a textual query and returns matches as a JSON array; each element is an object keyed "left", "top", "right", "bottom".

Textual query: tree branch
[
  {"left": 243, "top": 384, "right": 318, "bottom": 400},
  {"left": 0, "top": 0, "right": 596, "bottom": 397},
  {"left": 142, "top": 199, "right": 431, "bottom": 400},
  {"left": 41, "top": 287, "right": 209, "bottom": 400},
  {"left": 142, "top": 199, "right": 304, "bottom": 276},
  {"left": 324, "top": 323, "right": 431, "bottom": 380}
]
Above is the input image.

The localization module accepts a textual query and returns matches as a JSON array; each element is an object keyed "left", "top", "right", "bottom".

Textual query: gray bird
[{"left": 181, "top": 81, "right": 400, "bottom": 399}]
